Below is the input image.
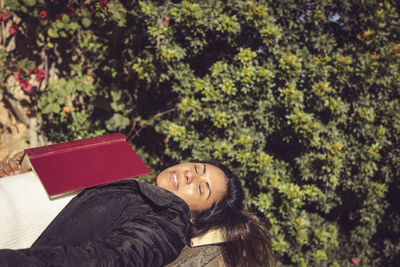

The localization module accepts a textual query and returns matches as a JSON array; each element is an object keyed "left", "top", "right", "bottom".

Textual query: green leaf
[
  {"left": 54, "top": 20, "right": 64, "bottom": 29},
  {"left": 81, "top": 17, "right": 91, "bottom": 28},
  {"left": 62, "top": 14, "right": 70, "bottom": 23},
  {"left": 16, "top": 59, "right": 35, "bottom": 70},
  {"left": 59, "top": 30, "right": 67, "bottom": 38},
  {"left": 47, "top": 28, "right": 59, "bottom": 38},
  {"left": 41, "top": 103, "right": 59, "bottom": 114},
  {"left": 105, "top": 113, "right": 130, "bottom": 131},
  {"left": 20, "top": 5, "right": 28, "bottom": 13},
  {"left": 22, "top": 0, "right": 36, "bottom": 7},
  {"left": 69, "top": 22, "right": 80, "bottom": 31}
]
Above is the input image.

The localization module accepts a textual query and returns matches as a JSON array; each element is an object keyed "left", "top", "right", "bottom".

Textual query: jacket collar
[
  {"left": 137, "top": 180, "right": 189, "bottom": 208},
  {"left": 136, "top": 181, "right": 228, "bottom": 247},
  {"left": 137, "top": 181, "right": 191, "bottom": 245}
]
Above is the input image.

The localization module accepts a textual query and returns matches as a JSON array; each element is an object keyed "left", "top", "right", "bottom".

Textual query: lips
[{"left": 171, "top": 171, "right": 179, "bottom": 190}]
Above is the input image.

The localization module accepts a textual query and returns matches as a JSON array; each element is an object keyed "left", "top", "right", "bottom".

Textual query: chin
[{"left": 156, "top": 172, "right": 173, "bottom": 192}]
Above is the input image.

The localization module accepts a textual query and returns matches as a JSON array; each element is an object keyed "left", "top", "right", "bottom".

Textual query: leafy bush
[{"left": 1, "top": 0, "right": 400, "bottom": 266}]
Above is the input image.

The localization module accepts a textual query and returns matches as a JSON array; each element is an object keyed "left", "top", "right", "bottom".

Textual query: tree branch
[
  {"left": 2, "top": 93, "right": 30, "bottom": 126},
  {"left": 127, "top": 108, "right": 177, "bottom": 141},
  {"left": 154, "top": 0, "right": 180, "bottom": 79}
]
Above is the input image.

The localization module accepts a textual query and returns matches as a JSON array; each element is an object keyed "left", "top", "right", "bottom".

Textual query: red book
[{"left": 21, "top": 133, "right": 152, "bottom": 197}]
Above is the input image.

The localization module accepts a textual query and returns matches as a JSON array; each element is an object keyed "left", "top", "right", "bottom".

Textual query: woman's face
[{"left": 156, "top": 162, "right": 227, "bottom": 211}]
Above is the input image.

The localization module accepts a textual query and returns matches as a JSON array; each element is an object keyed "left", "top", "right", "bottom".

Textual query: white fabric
[{"left": 0, "top": 172, "right": 77, "bottom": 249}]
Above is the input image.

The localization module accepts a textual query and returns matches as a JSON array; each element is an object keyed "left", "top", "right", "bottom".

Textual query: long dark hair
[{"left": 190, "top": 161, "right": 275, "bottom": 267}]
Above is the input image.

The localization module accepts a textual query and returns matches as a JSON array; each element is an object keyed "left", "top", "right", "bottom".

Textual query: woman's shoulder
[{"left": 33, "top": 179, "right": 191, "bottom": 248}]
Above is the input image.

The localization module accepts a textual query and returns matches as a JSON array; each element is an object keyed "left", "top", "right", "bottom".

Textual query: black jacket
[{"left": 0, "top": 180, "right": 190, "bottom": 267}]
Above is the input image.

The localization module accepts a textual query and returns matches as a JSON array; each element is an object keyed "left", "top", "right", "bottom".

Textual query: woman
[{"left": 0, "top": 154, "right": 274, "bottom": 266}]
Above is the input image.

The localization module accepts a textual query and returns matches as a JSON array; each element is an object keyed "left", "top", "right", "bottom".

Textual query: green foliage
[
  {"left": 39, "top": 73, "right": 106, "bottom": 141},
  {"left": 3, "top": 0, "right": 400, "bottom": 266}
]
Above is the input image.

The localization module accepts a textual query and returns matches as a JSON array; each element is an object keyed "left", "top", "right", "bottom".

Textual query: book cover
[{"left": 22, "top": 133, "right": 152, "bottom": 197}]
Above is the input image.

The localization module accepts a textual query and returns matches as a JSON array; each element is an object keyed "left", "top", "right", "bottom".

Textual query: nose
[{"left": 184, "top": 170, "right": 196, "bottom": 184}]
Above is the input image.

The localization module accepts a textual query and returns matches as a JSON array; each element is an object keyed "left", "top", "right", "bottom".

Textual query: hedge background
[{"left": 1, "top": 0, "right": 400, "bottom": 266}]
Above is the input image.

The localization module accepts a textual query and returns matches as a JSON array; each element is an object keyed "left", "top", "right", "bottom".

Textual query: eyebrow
[{"left": 203, "top": 163, "right": 211, "bottom": 200}]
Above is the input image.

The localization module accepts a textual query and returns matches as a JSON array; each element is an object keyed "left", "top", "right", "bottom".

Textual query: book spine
[{"left": 26, "top": 133, "right": 126, "bottom": 159}]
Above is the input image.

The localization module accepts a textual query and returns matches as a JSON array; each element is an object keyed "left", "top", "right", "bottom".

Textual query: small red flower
[
  {"left": 67, "top": 7, "right": 75, "bottom": 13},
  {"left": 28, "top": 68, "right": 35, "bottom": 75},
  {"left": 9, "top": 22, "right": 18, "bottom": 35},
  {"left": 39, "top": 10, "right": 47, "bottom": 19},
  {"left": 29, "top": 67, "right": 47, "bottom": 83},
  {"left": 14, "top": 69, "right": 23, "bottom": 82},
  {"left": 35, "top": 70, "right": 46, "bottom": 83},
  {"left": 55, "top": 13, "right": 63, "bottom": 20},
  {"left": 99, "top": 0, "right": 108, "bottom": 5},
  {"left": 351, "top": 258, "right": 360, "bottom": 265},
  {"left": 163, "top": 16, "right": 170, "bottom": 26},
  {"left": 20, "top": 79, "right": 33, "bottom": 93},
  {"left": 0, "top": 9, "right": 9, "bottom": 22}
]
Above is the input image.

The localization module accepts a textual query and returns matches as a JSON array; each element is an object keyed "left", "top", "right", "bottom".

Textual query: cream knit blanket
[{"left": 0, "top": 172, "right": 77, "bottom": 249}]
